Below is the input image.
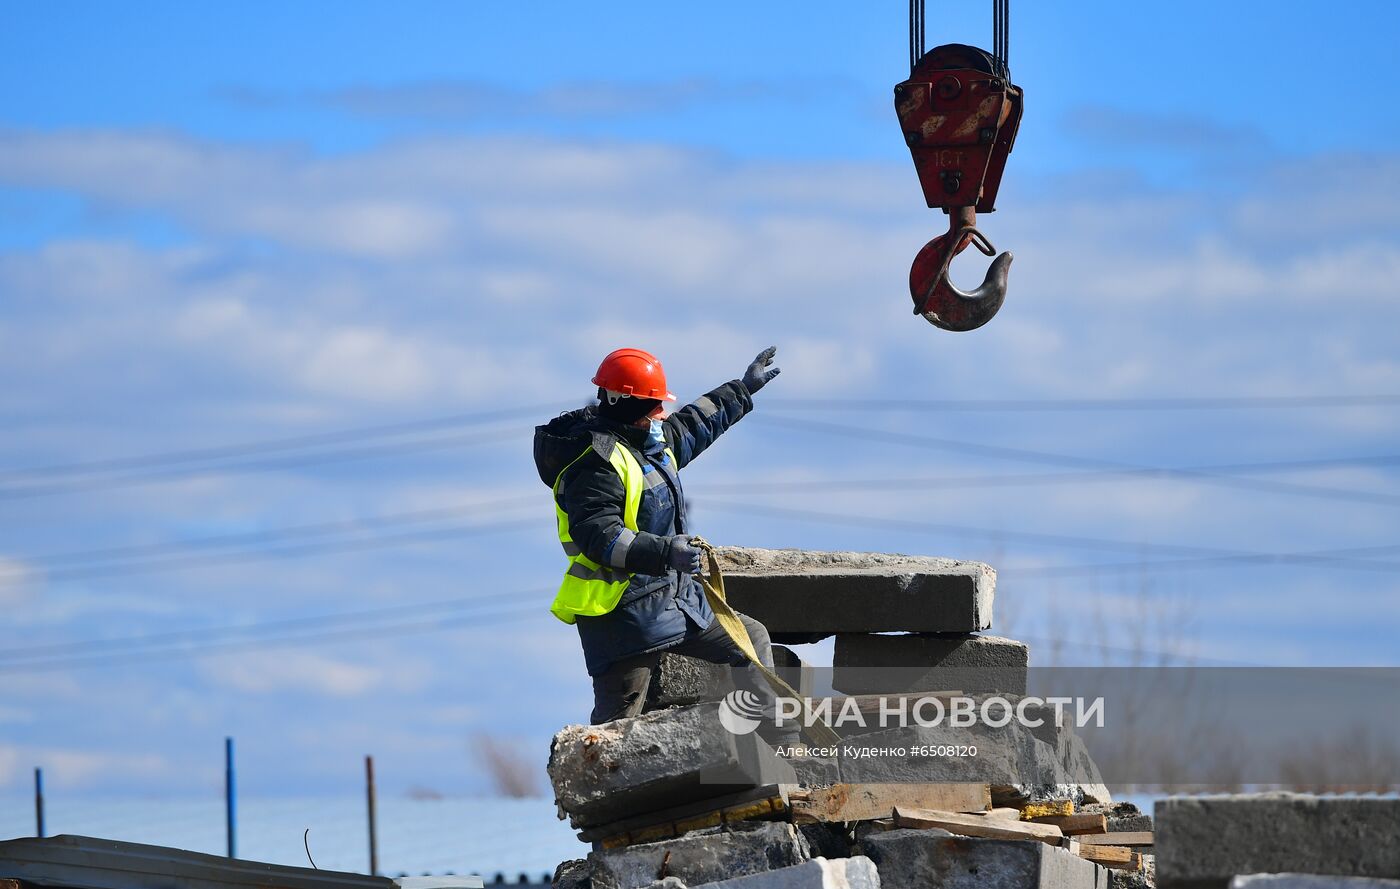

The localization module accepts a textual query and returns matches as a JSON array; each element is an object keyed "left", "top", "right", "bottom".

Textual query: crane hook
[{"left": 909, "top": 207, "right": 1013, "bottom": 332}]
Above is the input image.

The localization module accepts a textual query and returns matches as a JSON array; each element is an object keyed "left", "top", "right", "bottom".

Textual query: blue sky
[{"left": 2, "top": 0, "right": 1400, "bottom": 807}]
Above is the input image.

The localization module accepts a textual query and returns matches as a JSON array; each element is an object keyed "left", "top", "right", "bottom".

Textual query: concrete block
[
  {"left": 691, "top": 857, "right": 879, "bottom": 889},
  {"left": 548, "top": 703, "right": 796, "bottom": 829},
  {"left": 832, "top": 634, "right": 1028, "bottom": 695},
  {"left": 646, "top": 654, "right": 734, "bottom": 710},
  {"left": 553, "top": 859, "right": 591, "bottom": 889},
  {"left": 834, "top": 713, "right": 1110, "bottom": 804},
  {"left": 1155, "top": 794, "right": 1400, "bottom": 889},
  {"left": 1232, "top": 877, "right": 1400, "bottom": 889},
  {"left": 797, "top": 824, "right": 853, "bottom": 861},
  {"left": 787, "top": 755, "right": 841, "bottom": 787},
  {"left": 853, "top": 821, "right": 925, "bottom": 845},
  {"left": 715, "top": 547, "right": 995, "bottom": 637},
  {"left": 994, "top": 784, "right": 1113, "bottom": 809},
  {"left": 773, "top": 646, "right": 815, "bottom": 699},
  {"left": 641, "top": 644, "right": 812, "bottom": 713},
  {"left": 1079, "top": 802, "right": 1151, "bottom": 834},
  {"left": 590, "top": 821, "right": 810, "bottom": 889},
  {"left": 859, "top": 828, "right": 1109, "bottom": 889},
  {"left": 1112, "top": 861, "right": 1155, "bottom": 889}
]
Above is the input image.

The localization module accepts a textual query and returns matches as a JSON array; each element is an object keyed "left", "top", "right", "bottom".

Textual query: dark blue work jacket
[{"left": 533, "top": 380, "right": 753, "bottom": 675}]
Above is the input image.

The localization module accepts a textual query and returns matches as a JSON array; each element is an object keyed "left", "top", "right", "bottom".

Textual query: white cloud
[
  {"left": 0, "top": 555, "right": 39, "bottom": 606},
  {"left": 299, "top": 326, "right": 436, "bottom": 401},
  {"left": 0, "top": 744, "right": 171, "bottom": 791},
  {"left": 201, "top": 651, "right": 389, "bottom": 697},
  {"left": 0, "top": 706, "right": 33, "bottom": 725},
  {"left": 2, "top": 123, "right": 1400, "bottom": 797},
  {"left": 0, "top": 747, "right": 18, "bottom": 787}
]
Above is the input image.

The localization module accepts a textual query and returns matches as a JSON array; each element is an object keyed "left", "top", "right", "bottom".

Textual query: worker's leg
[
  {"left": 589, "top": 652, "right": 659, "bottom": 724},
  {"left": 673, "top": 612, "right": 799, "bottom": 743}
]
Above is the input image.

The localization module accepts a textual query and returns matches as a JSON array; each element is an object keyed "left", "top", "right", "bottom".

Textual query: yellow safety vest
[{"left": 550, "top": 442, "right": 675, "bottom": 624}]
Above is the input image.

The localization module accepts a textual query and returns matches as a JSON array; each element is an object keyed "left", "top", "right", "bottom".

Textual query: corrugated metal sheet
[
  {"left": 0, "top": 797, "right": 578, "bottom": 880},
  {"left": 0, "top": 834, "right": 395, "bottom": 889}
]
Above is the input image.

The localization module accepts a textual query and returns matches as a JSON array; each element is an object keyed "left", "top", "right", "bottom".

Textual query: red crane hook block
[{"left": 895, "top": 43, "right": 1023, "bottom": 331}]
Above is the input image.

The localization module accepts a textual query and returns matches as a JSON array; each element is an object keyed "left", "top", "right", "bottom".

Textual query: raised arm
[{"left": 663, "top": 347, "right": 780, "bottom": 469}]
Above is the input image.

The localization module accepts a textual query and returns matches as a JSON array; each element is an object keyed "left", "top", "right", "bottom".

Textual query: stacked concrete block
[
  {"left": 715, "top": 547, "right": 995, "bottom": 641},
  {"left": 550, "top": 548, "right": 1127, "bottom": 889},
  {"left": 675, "top": 856, "right": 882, "bottom": 889},
  {"left": 832, "top": 633, "right": 1029, "bottom": 696},
  {"left": 643, "top": 645, "right": 813, "bottom": 713},
  {"left": 548, "top": 702, "right": 795, "bottom": 830},
  {"left": 588, "top": 822, "right": 810, "bottom": 889},
  {"left": 832, "top": 716, "right": 1111, "bottom": 804},
  {"left": 711, "top": 547, "right": 1020, "bottom": 699},
  {"left": 1155, "top": 795, "right": 1400, "bottom": 889},
  {"left": 860, "top": 828, "right": 1110, "bottom": 889},
  {"left": 646, "top": 654, "right": 735, "bottom": 711}
]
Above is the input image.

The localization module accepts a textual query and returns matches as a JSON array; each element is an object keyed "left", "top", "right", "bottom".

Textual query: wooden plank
[
  {"left": 1077, "top": 845, "right": 1142, "bottom": 870},
  {"left": 1031, "top": 812, "right": 1108, "bottom": 835},
  {"left": 580, "top": 784, "right": 788, "bottom": 844},
  {"left": 598, "top": 794, "right": 789, "bottom": 849},
  {"left": 1020, "top": 800, "right": 1075, "bottom": 819},
  {"left": 1079, "top": 831, "right": 1152, "bottom": 847},
  {"left": 991, "top": 784, "right": 1031, "bottom": 808},
  {"left": 892, "top": 806, "right": 1064, "bottom": 845},
  {"left": 790, "top": 783, "right": 989, "bottom": 823},
  {"left": 987, "top": 807, "right": 1023, "bottom": 821}
]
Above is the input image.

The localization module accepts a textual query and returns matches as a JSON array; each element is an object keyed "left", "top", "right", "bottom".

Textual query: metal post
[
  {"left": 224, "top": 737, "right": 236, "bottom": 859},
  {"left": 34, "top": 767, "right": 45, "bottom": 838},
  {"left": 365, "top": 755, "right": 379, "bottom": 876}
]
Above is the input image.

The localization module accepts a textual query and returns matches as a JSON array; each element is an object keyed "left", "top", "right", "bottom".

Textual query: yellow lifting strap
[{"left": 690, "top": 537, "right": 842, "bottom": 748}]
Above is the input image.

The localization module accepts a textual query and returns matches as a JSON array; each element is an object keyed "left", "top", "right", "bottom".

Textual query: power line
[
  {"left": 0, "top": 426, "right": 526, "bottom": 500},
  {"left": 701, "top": 465, "right": 1400, "bottom": 506},
  {"left": 699, "top": 498, "right": 1400, "bottom": 574},
  {"left": 0, "top": 427, "right": 525, "bottom": 498},
  {"left": 753, "top": 415, "right": 1400, "bottom": 509},
  {"left": 0, "top": 404, "right": 570, "bottom": 482},
  {"left": 10, "top": 476, "right": 1395, "bottom": 588},
  {"left": 0, "top": 589, "right": 538, "bottom": 661},
  {"left": 7, "top": 396, "right": 1394, "bottom": 502},
  {"left": 765, "top": 394, "right": 1400, "bottom": 412},
  {"left": 0, "top": 599, "right": 540, "bottom": 674},
  {"left": 0, "top": 494, "right": 540, "bottom": 579},
  {"left": 1010, "top": 634, "right": 1259, "bottom": 667},
  {"left": 16, "top": 518, "right": 542, "bottom": 584},
  {"left": 999, "top": 540, "right": 1400, "bottom": 579},
  {"left": 8, "top": 392, "right": 1392, "bottom": 487}
]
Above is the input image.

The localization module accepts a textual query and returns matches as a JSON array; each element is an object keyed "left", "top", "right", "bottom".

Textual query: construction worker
[{"left": 533, "top": 346, "right": 793, "bottom": 740}]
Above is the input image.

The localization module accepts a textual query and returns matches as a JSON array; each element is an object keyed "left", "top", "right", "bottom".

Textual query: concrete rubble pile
[{"left": 547, "top": 548, "right": 1151, "bottom": 889}]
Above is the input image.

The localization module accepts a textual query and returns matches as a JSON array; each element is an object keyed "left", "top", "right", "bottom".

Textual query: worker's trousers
[{"left": 589, "top": 611, "right": 794, "bottom": 741}]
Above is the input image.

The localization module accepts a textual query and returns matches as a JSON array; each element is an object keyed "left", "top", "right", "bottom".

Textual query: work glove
[
  {"left": 666, "top": 535, "right": 703, "bottom": 575},
  {"left": 742, "top": 346, "right": 781, "bottom": 394}
]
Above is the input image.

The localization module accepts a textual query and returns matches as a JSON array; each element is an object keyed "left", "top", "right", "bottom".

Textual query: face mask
[{"left": 647, "top": 419, "right": 666, "bottom": 448}]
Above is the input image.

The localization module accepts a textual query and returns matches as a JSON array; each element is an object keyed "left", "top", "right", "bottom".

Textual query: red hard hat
[{"left": 592, "top": 348, "right": 677, "bottom": 401}]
